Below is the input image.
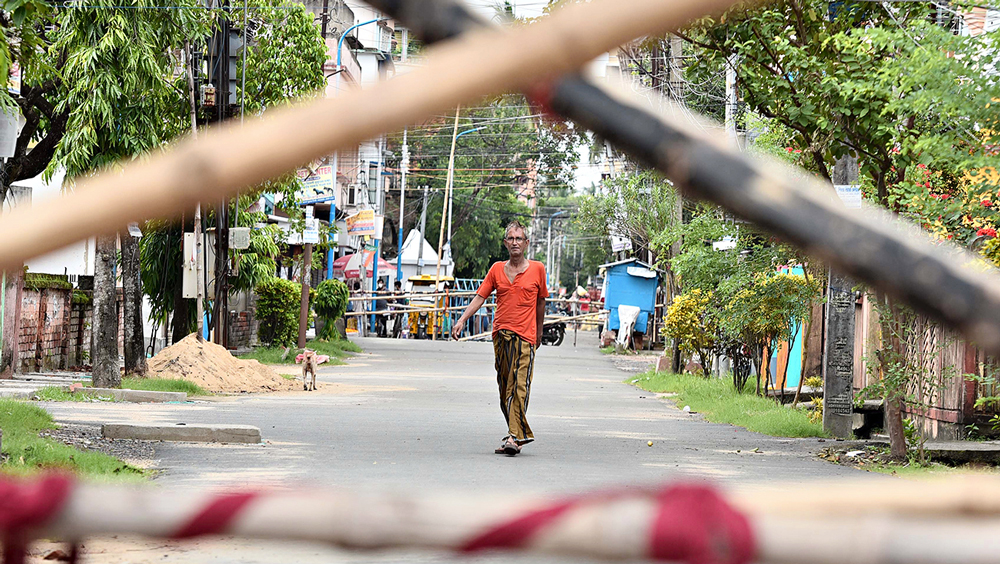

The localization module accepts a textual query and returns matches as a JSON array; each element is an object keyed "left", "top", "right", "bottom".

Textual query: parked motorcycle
[
  {"left": 416, "top": 311, "right": 429, "bottom": 340},
  {"left": 541, "top": 320, "right": 566, "bottom": 346}
]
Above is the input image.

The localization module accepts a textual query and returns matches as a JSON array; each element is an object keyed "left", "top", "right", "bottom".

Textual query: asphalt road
[
  {"left": 44, "top": 335, "right": 874, "bottom": 490},
  {"left": 35, "top": 335, "right": 883, "bottom": 564}
]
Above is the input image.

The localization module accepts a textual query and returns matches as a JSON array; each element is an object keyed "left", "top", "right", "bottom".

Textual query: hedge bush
[
  {"left": 256, "top": 277, "right": 308, "bottom": 347},
  {"left": 314, "top": 279, "right": 349, "bottom": 339}
]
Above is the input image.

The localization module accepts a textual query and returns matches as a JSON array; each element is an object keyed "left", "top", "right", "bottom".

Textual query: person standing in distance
[{"left": 452, "top": 220, "right": 548, "bottom": 456}]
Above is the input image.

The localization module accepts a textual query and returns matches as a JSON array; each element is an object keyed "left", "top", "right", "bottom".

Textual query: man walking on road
[{"left": 452, "top": 220, "right": 548, "bottom": 456}]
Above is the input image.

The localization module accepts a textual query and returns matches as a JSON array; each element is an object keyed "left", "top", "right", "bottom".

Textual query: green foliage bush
[
  {"left": 662, "top": 289, "right": 716, "bottom": 373},
  {"left": 313, "top": 279, "right": 349, "bottom": 339},
  {"left": 256, "top": 277, "right": 306, "bottom": 347}
]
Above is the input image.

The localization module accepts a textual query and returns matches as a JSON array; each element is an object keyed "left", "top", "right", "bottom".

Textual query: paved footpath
[{"left": 34, "top": 336, "right": 883, "bottom": 564}]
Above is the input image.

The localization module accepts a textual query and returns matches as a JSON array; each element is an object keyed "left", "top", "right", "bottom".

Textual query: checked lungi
[{"left": 493, "top": 329, "right": 535, "bottom": 443}]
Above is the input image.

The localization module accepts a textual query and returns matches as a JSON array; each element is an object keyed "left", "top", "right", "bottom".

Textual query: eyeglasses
[{"left": 505, "top": 237, "right": 526, "bottom": 243}]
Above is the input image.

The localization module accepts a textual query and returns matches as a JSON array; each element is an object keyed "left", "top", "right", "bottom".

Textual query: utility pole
[
  {"left": 725, "top": 53, "right": 739, "bottom": 147},
  {"left": 554, "top": 235, "right": 563, "bottom": 291},
  {"left": 321, "top": 0, "right": 329, "bottom": 37},
  {"left": 434, "top": 107, "right": 461, "bottom": 339},
  {"left": 397, "top": 129, "right": 408, "bottom": 283},
  {"left": 545, "top": 211, "right": 566, "bottom": 288},
  {"left": 185, "top": 41, "right": 205, "bottom": 342},
  {"left": 417, "top": 186, "right": 428, "bottom": 275},
  {"left": 667, "top": 36, "right": 686, "bottom": 371},
  {"left": 822, "top": 155, "right": 858, "bottom": 439},
  {"left": 297, "top": 235, "right": 312, "bottom": 349},
  {"left": 209, "top": 11, "right": 233, "bottom": 346},
  {"left": 445, "top": 106, "right": 461, "bottom": 243}
]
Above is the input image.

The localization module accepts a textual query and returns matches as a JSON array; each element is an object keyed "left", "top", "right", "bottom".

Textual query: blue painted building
[{"left": 599, "top": 259, "right": 661, "bottom": 334}]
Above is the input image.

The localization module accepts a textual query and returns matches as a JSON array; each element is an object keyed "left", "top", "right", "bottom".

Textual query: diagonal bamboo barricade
[{"left": 4, "top": 0, "right": 1000, "bottom": 562}]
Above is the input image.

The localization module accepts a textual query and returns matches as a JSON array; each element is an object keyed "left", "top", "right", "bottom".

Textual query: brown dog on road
[{"left": 299, "top": 349, "right": 319, "bottom": 391}]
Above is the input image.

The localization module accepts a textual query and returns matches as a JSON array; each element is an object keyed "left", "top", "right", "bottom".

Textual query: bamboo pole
[
  {"left": 344, "top": 302, "right": 497, "bottom": 317},
  {"left": 35, "top": 477, "right": 1000, "bottom": 564},
  {"left": 0, "top": 0, "right": 742, "bottom": 274},
  {"left": 345, "top": 292, "right": 598, "bottom": 303},
  {"left": 457, "top": 311, "right": 607, "bottom": 341},
  {"left": 347, "top": 290, "right": 480, "bottom": 301}
]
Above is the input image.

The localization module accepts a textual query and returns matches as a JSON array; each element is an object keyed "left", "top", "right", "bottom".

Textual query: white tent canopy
[{"left": 391, "top": 229, "right": 454, "bottom": 280}]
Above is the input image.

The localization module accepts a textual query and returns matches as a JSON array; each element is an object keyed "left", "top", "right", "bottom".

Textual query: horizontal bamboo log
[
  {"left": 347, "top": 290, "right": 480, "bottom": 302},
  {"left": 0, "top": 0, "right": 741, "bottom": 274},
  {"left": 343, "top": 302, "right": 496, "bottom": 317},
  {"left": 36, "top": 477, "right": 1000, "bottom": 564},
  {"left": 457, "top": 311, "right": 607, "bottom": 341}
]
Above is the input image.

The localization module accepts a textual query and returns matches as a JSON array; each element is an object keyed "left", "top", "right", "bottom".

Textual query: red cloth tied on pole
[
  {"left": 0, "top": 473, "right": 75, "bottom": 564},
  {"left": 460, "top": 484, "right": 755, "bottom": 564}
]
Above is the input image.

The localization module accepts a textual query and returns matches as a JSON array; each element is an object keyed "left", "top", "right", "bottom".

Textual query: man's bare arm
[{"left": 452, "top": 294, "right": 487, "bottom": 340}]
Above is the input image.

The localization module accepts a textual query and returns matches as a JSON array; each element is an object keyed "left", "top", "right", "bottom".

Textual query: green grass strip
[
  {"left": 0, "top": 399, "right": 145, "bottom": 480},
  {"left": 33, "top": 387, "right": 116, "bottom": 402},
  {"left": 238, "top": 337, "right": 360, "bottom": 365},
  {"left": 34, "top": 378, "right": 210, "bottom": 402},
  {"left": 121, "top": 377, "right": 210, "bottom": 396},
  {"left": 628, "top": 370, "right": 826, "bottom": 438}
]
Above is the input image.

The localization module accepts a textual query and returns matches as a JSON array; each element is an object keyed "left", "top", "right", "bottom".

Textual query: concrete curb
[
  {"left": 70, "top": 388, "right": 188, "bottom": 403},
  {"left": 102, "top": 423, "right": 261, "bottom": 443}
]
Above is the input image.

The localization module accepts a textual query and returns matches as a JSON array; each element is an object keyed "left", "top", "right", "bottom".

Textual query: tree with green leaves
[
  {"left": 139, "top": 0, "right": 325, "bottom": 344},
  {"left": 46, "top": 0, "right": 209, "bottom": 386},
  {"left": 679, "top": 0, "right": 998, "bottom": 456},
  {"left": 0, "top": 0, "right": 69, "bottom": 207},
  {"left": 578, "top": 170, "right": 680, "bottom": 286},
  {"left": 384, "top": 95, "right": 583, "bottom": 278}
]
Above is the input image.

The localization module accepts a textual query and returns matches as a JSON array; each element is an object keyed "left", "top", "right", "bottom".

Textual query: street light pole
[
  {"left": 446, "top": 125, "right": 485, "bottom": 243},
  {"left": 433, "top": 107, "right": 462, "bottom": 340},
  {"left": 546, "top": 210, "right": 566, "bottom": 288},
  {"left": 397, "top": 128, "right": 407, "bottom": 283}
]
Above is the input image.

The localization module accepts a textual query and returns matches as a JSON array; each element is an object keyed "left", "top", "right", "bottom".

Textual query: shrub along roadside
[
  {"left": 238, "top": 338, "right": 361, "bottom": 365},
  {"left": 256, "top": 277, "right": 310, "bottom": 347},
  {"left": 314, "top": 279, "right": 349, "bottom": 339},
  {"left": 0, "top": 399, "right": 145, "bottom": 479},
  {"left": 628, "top": 370, "right": 826, "bottom": 438}
]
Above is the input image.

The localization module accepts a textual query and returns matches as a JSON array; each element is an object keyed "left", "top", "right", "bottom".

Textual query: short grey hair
[{"left": 504, "top": 220, "right": 529, "bottom": 239}]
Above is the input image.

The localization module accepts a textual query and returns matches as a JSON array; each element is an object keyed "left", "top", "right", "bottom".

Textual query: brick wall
[
  {"left": 67, "top": 298, "right": 93, "bottom": 368},
  {"left": 228, "top": 310, "right": 254, "bottom": 349},
  {"left": 18, "top": 288, "right": 72, "bottom": 372}
]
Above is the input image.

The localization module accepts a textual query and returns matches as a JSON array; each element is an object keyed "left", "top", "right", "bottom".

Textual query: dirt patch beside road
[{"left": 40, "top": 423, "right": 157, "bottom": 469}]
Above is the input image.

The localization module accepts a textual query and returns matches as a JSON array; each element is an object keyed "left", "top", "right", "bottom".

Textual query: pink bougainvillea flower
[
  {"left": 983, "top": 200, "right": 993, "bottom": 208},
  {"left": 917, "top": 163, "right": 926, "bottom": 169},
  {"left": 977, "top": 228, "right": 997, "bottom": 238}
]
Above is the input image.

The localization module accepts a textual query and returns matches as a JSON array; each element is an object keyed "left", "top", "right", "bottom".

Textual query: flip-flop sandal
[
  {"left": 503, "top": 438, "right": 520, "bottom": 456},
  {"left": 495, "top": 436, "right": 510, "bottom": 454}
]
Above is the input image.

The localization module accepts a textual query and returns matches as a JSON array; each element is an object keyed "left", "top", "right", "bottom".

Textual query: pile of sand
[{"left": 147, "top": 334, "right": 297, "bottom": 393}]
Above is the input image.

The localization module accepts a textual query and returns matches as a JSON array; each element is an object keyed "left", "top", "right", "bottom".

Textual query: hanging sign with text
[
  {"left": 834, "top": 184, "right": 862, "bottom": 209},
  {"left": 346, "top": 209, "right": 376, "bottom": 236}
]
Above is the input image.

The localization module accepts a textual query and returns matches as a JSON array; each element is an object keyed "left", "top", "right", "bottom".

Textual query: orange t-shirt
[{"left": 477, "top": 260, "right": 549, "bottom": 343}]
